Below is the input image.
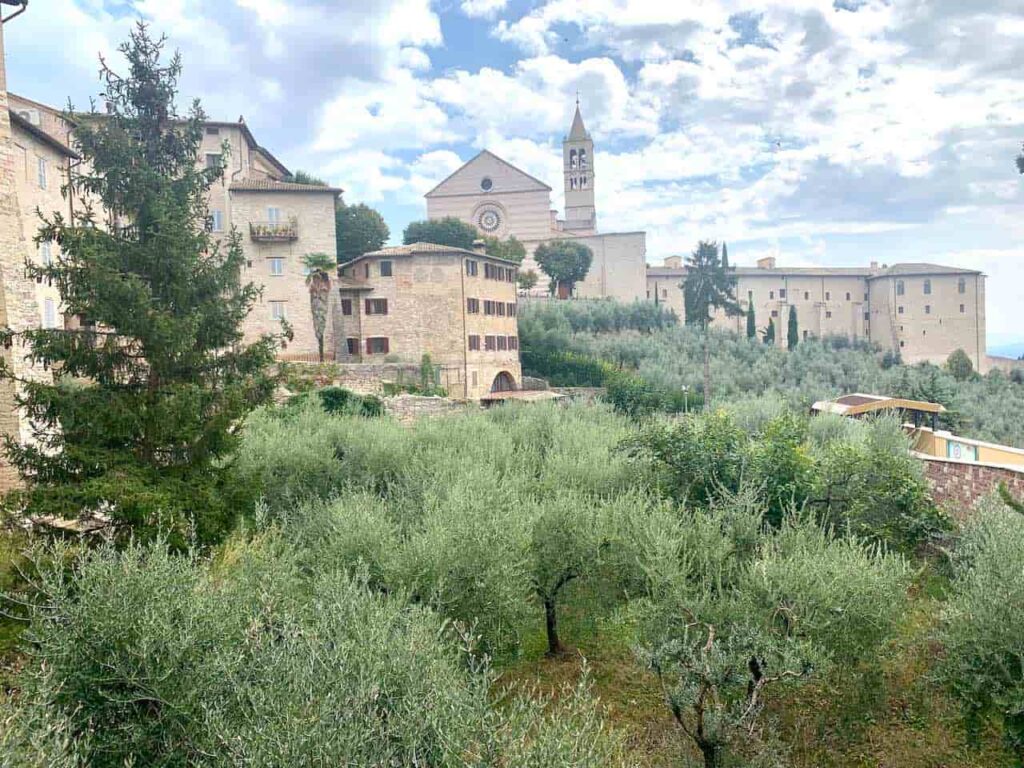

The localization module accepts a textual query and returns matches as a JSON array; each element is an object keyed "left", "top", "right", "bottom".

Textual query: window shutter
[
  {"left": 383, "top": 338, "right": 389, "bottom": 354},
  {"left": 366, "top": 338, "right": 372, "bottom": 354}
]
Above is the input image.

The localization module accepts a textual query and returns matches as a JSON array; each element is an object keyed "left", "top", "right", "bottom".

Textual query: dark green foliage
[
  {"left": 746, "top": 303, "right": 756, "bottom": 339},
  {"left": 946, "top": 348, "right": 975, "bottom": 381},
  {"left": 517, "top": 269, "right": 539, "bottom": 291},
  {"left": 483, "top": 235, "right": 526, "bottom": 264},
  {"left": 521, "top": 348, "right": 613, "bottom": 386},
  {"left": 534, "top": 240, "right": 594, "bottom": 297},
  {"left": 764, "top": 317, "right": 776, "bottom": 344},
  {"left": 604, "top": 371, "right": 699, "bottom": 419},
  {"left": 336, "top": 200, "right": 389, "bottom": 263},
  {"left": 402, "top": 216, "right": 478, "bottom": 249},
  {"left": 0, "top": 25, "right": 277, "bottom": 542},
  {"left": 285, "top": 169, "right": 328, "bottom": 186},
  {"left": 999, "top": 483, "right": 1024, "bottom": 513},
  {"left": 682, "top": 241, "right": 740, "bottom": 327},
  {"left": 749, "top": 412, "right": 812, "bottom": 527},
  {"left": 788, "top": 304, "right": 799, "bottom": 350},
  {"left": 315, "top": 386, "right": 383, "bottom": 417}
]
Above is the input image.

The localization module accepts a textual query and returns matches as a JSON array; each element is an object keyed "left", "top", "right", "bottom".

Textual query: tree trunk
[
  {"left": 698, "top": 739, "right": 722, "bottom": 768},
  {"left": 702, "top": 328, "right": 711, "bottom": 411},
  {"left": 544, "top": 596, "right": 564, "bottom": 657}
]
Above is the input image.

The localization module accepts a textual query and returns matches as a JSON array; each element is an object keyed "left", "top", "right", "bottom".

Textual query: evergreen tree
[
  {"left": 302, "top": 253, "right": 336, "bottom": 363},
  {"left": 787, "top": 304, "right": 799, "bottom": 350},
  {"left": 764, "top": 318, "right": 776, "bottom": 345},
  {"left": 336, "top": 201, "right": 389, "bottom": 263},
  {"left": 746, "top": 303, "right": 756, "bottom": 339},
  {"left": 0, "top": 25, "right": 278, "bottom": 541},
  {"left": 285, "top": 170, "right": 328, "bottom": 186},
  {"left": 681, "top": 240, "right": 740, "bottom": 409},
  {"left": 946, "top": 348, "right": 974, "bottom": 381}
]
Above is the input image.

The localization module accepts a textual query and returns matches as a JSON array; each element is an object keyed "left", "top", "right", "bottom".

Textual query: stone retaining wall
[
  {"left": 384, "top": 395, "right": 471, "bottom": 424},
  {"left": 918, "top": 454, "right": 1024, "bottom": 518}
]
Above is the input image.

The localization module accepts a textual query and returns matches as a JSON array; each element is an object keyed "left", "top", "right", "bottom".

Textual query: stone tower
[{"left": 562, "top": 99, "right": 596, "bottom": 234}]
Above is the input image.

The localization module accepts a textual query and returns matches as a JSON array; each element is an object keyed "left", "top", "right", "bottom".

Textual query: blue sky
[{"left": 6, "top": 0, "right": 1024, "bottom": 347}]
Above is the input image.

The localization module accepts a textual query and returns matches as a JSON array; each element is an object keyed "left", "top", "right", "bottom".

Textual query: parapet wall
[{"left": 917, "top": 454, "right": 1024, "bottom": 518}]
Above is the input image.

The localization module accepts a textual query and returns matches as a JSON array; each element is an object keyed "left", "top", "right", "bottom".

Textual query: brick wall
[{"left": 918, "top": 455, "right": 1024, "bottom": 518}]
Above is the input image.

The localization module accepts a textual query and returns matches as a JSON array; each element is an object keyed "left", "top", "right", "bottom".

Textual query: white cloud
[{"left": 461, "top": 0, "right": 509, "bottom": 20}]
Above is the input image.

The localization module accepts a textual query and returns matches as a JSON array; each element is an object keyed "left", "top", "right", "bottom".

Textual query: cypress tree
[
  {"left": 764, "top": 318, "right": 776, "bottom": 345},
  {"left": 0, "top": 25, "right": 279, "bottom": 541},
  {"left": 746, "top": 304, "right": 756, "bottom": 339},
  {"left": 787, "top": 304, "right": 799, "bottom": 350}
]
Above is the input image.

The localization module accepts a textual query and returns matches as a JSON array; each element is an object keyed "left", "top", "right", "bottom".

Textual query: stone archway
[{"left": 490, "top": 371, "right": 517, "bottom": 393}]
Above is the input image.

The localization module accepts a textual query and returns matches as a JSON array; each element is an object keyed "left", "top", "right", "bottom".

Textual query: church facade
[{"left": 424, "top": 103, "right": 646, "bottom": 303}]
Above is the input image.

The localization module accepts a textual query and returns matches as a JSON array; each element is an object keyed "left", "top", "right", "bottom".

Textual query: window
[
  {"left": 484, "top": 263, "right": 494, "bottom": 279},
  {"left": 43, "top": 298, "right": 56, "bottom": 329},
  {"left": 900, "top": 340, "right": 906, "bottom": 348},
  {"left": 769, "top": 290, "right": 774, "bottom": 299},
  {"left": 466, "top": 260, "right": 478, "bottom": 277},
  {"left": 779, "top": 289, "right": 787, "bottom": 299},
  {"left": 379, "top": 260, "right": 393, "bottom": 277},
  {"left": 266, "top": 207, "right": 282, "bottom": 224},
  {"left": 269, "top": 258, "right": 284, "bottom": 276},
  {"left": 483, "top": 300, "right": 495, "bottom": 316},
  {"left": 803, "top": 291, "right": 810, "bottom": 300},
  {"left": 925, "top": 304, "right": 931, "bottom": 315},
  {"left": 661, "top": 288, "right": 668, "bottom": 298},
  {"left": 467, "top": 298, "right": 480, "bottom": 314},
  {"left": 803, "top": 330, "right": 809, "bottom": 340},
  {"left": 845, "top": 292, "right": 851, "bottom": 301},
  {"left": 366, "top": 337, "right": 389, "bottom": 355},
  {"left": 468, "top": 335, "right": 481, "bottom": 351},
  {"left": 507, "top": 302, "right": 516, "bottom": 317},
  {"left": 38, "top": 241, "right": 52, "bottom": 266},
  {"left": 481, "top": 177, "right": 493, "bottom": 191},
  {"left": 898, "top": 305, "right": 904, "bottom": 314},
  {"left": 825, "top": 291, "right": 831, "bottom": 300},
  {"left": 270, "top": 301, "right": 286, "bottom": 320},
  {"left": 496, "top": 302, "right": 506, "bottom": 317},
  {"left": 509, "top": 336, "right": 519, "bottom": 350},
  {"left": 341, "top": 298, "right": 353, "bottom": 316},
  {"left": 959, "top": 303, "right": 965, "bottom": 314},
  {"left": 209, "top": 209, "right": 224, "bottom": 232},
  {"left": 923, "top": 279, "right": 931, "bottom": 295},
  {"left": 484, "top": 335, "right": 497, "bottom": 351},
  {"left": 826, "top": 310, "right": 833, "bottom": 319},
  {"left": 864, "top": 312, "right": 870, "bottom": 321},
  {"left": 37, "top": 157, "right": 47, "bottom": 189},
  {"left": 864, "top": 293, "right": 869, "bottom": 301},
  {"left": 771, "top": 309, "right": 778, "bottom": 318},
  {"left": 346, "top": 338, "right": 359, "bottom": 355},
  {"left": 205, "top": 153, "right": 221, "bottom": 170},
  {"left": 496, "top": 336, "right": 508, "bottom": 351},
  {"left": 896, "top": 280, "right": 905, "bottom": 296},
  {"left": 958, "top": 278, "right": 966, "bottom": 294},
  {"left": 205, "top": 126, "right": 220, "bottom": 136},
  {"left": 364, "top": 263, "right": 370, "bottom": 279},
  {"left": 365, "top": 298, "right": 388, "bottom": 315}
]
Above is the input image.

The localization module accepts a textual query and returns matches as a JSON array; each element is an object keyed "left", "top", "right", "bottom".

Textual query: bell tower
[{"left": 562, "top": 98, "right": 596, "bottom": 233}]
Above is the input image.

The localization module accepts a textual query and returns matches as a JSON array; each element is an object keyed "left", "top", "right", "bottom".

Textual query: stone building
[
  {"left": 647, "top": 255, "right": 987, "bottom": 370},
  {"left": 337, "top": 242, "right": 522, "bottom": 399},
  {"left": 424, "top": 101, "right": 647, "bottom": 303},
  {"left": 6, "top": 94, "right": 341, "bottom": 361}
]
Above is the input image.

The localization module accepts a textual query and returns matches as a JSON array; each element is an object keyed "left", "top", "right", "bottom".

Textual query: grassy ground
[{"left": 498, "top": 577, "right": 1014, "bottom": 768}]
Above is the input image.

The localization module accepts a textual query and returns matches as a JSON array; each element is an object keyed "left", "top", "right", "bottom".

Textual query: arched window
[
  {"left": 578, "top": 149, "right": 587, "bottom": 169},
  {"left": 581, "top": 175, "right": 588, "bottom": 188},
  {"left": 569, "top": 149, "right": 578, "bottom": 169},
  {"left": 570, "top": 177, "right": 577, "bottom": 190}
]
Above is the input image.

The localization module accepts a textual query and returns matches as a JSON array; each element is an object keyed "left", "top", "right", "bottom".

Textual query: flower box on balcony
[{"left": 249, "top": 217, "right": 299, "bottom": 242}]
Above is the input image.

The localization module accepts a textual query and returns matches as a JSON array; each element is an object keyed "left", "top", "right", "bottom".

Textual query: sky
[{"left": 5, "top": 0, "right": 1024, "bottom": 348}]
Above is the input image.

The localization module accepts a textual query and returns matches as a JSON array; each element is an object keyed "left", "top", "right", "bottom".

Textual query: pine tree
[
  {"left": 681, "top": 241, "right": 740, "bottom": 409},
  {"left": 0, "top": 25, "right": 278, "bottom": 541},
  {"left": 746, "top": 304, "right": 756, "bottom": 339},
  {"left": 787, "top": 304, "right": 799, "bottom": 350}
]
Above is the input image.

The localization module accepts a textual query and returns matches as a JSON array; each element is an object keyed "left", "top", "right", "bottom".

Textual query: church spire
[{"left": 568, "top": 98, "right": 588, "bottom": 141}]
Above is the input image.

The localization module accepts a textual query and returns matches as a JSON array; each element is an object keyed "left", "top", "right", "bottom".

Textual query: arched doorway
[{"left": 490, "top": 371, "right": 516, "bottom": 393}]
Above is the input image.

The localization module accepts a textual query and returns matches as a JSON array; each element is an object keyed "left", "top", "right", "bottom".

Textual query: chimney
[
  {"left": 870, "top": 261, "right": 878, "bottom": 269},
  {"left": 472, "top": 238, "right": 487, "bottom": 255},
  {"left": 757, "top": 256, "right": 777, "bottom": 270},
  {"left": 664, "top": 255, "right": 682, "bottom": 269}
]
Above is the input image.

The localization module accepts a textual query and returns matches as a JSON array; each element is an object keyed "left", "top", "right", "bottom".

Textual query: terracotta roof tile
[{"left": 229, "top": 178, "right": 342, "bottom": 194}]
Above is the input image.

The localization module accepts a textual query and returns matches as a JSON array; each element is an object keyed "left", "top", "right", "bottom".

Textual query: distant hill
[{"left": 990, "top": 342, "right": 1024, "bottom": 359}]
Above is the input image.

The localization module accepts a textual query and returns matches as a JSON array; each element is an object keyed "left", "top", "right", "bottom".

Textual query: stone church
[{"left": 424, "top": 102, "right": 646, "bottom": 302}]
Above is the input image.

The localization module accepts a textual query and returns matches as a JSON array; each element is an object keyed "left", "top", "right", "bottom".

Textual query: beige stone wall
[
  {"left": 225, "top": 190, "right": 338, "bottom": 357},
  {"left": 338, "top": 250, "right": 521, "bottom": 399},
  {"left": 647, "top": 265, "right": 985, "bottom": 363},
  {"left": 870, "top": 273, "right": 986, "bottom": 370}
]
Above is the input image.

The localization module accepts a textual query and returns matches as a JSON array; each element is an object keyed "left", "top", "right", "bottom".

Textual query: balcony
[{"left": 250, "top": 217, "right": 298, "bottom": 242}]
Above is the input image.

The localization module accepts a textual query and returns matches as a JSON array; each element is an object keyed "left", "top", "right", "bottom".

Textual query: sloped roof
[
  {"left": 229, "top": 178, "right": 342, "bottom": 194},
  {"left": 871, "top": 263, "right": 982, "bottom": 278},
  {"left": 351, "top": 241, "right": 520, "bottom": 266},
  {"left": 9, "top": 110, "right": 79, "bottom": 159},
  {"left": 811, "top": 393, "right": 946, "bottom": 417},
  {"left": 567, "top": 102, "right": 589, "bottom": 141},
  {"left": 424, "top": 149, "right": 552, "bottom": 198}
]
